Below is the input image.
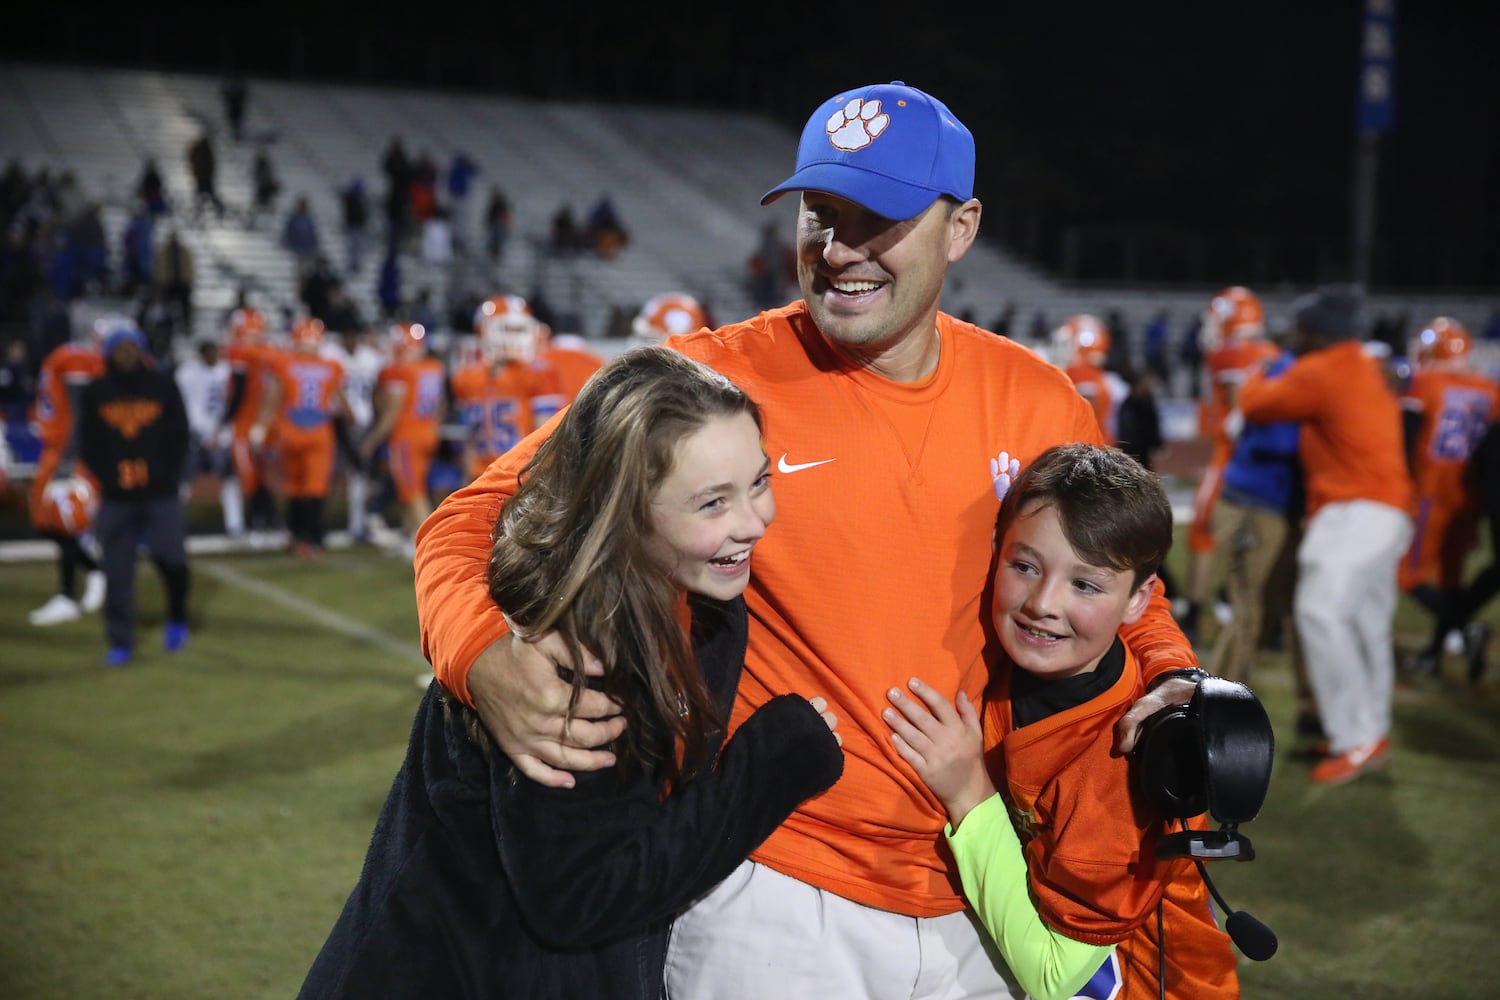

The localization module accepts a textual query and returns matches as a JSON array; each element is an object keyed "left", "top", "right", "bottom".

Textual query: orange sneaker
[{"left": 1310, "top": 738, "right": 1390, "bottom": 785}]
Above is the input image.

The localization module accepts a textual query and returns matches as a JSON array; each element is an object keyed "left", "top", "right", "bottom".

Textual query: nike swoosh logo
[{"left": 777, "top": 454, "right": 836, "bottom": 474}]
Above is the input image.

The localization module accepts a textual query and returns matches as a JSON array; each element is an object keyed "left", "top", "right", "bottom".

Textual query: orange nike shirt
[
  {"left": 1239, "top": 340, "right": 1413, "bottom": 516},
  {"left": 414, "top": 303, "right": 1199, "bottom": 916}
]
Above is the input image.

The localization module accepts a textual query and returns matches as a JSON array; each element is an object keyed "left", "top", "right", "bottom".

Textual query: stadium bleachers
[{"left": 2, "top": 59, "right": 1496, "bottom": 374}]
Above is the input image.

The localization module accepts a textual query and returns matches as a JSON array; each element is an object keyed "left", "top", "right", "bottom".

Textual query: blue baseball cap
[
  {"left": 99, "top": 319, "right": 149, "bottom": 359},
  {"left": 761, "top": 81, "right": 975, "bottom": 221}
]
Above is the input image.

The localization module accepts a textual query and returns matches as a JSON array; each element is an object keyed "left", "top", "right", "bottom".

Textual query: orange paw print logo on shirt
[{"left": 826, "top": 98, "right": 890, "bottom": 151}]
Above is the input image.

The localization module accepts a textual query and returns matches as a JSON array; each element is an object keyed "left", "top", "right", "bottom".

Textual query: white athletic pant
[
  {"left": 1294, "top": 500, "right": 1413, "bottom": 754},
  {"left": 665, "top": 860, "right": 1021, "bottom": 1000}
]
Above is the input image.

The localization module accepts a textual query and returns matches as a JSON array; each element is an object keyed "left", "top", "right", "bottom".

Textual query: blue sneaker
[
  {"left": 164, "top": 621, "right": 189, "bottom": 652},
  {"left": 104, "top": 646, "right": 132, "bottom": 668}
]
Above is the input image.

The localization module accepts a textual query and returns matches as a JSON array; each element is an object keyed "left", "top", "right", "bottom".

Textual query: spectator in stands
[
  {"left": 150, "top": 228, "right": 195, "bottom": 332},
  {"left": 282, "top": 196, "right": 322, "bottom": 275},
  {"left": 420, "top": 207, "right": 453, "bottom": 265},
  {"left": 322, "top": 282, "right": 365, "bottom": 336},
  {"left": 1144, "top": 308, "right": 1171, "bottom": 385},
  {"left": 0, "top": 337, "right": 32, "bottom": 423},
  {"left": 410, "top": 150, "right": 439, "bottom": 224},
  {"left": 341, "top": 178, "right": 370, "bottom": 274},
  {"left": 250, "top": 147, "right": 282, "bottom": 229},
  {"left": 1027, "top": 307, "right": 1050, "bottom": 347},
  {"left": 1178, "top": 313, "right": 1204, "bottom": 398},
  {"left": 484, "top": 184, "right": 512, "bottom": 263},
  {"left": 221, "top": 75, "right": 249, "bottom": 142},
  {"left": 1104, "top": 307, "right": 1133, "bottom": 372},
  {"left": 136, "top": 159, "right": 169, "bottom": 217},
  {"left": 404, "top": 287, "right": 440, "bottom": 334},
  {"left": 120, "top": 202, "right": 155, "bottom": 298},
  {"left": 583, "top": 192, "right": 629, "bottom": 259},
  {"left": 746, "top": 220, "right": 793, "bottom": 310},
  {"left": 186, "top": 132, "right": 225, "bottom": 221},
  {"left": 381, "top": 137, "right": 413, "bottom": 246},
  {"left": 991, "top": 301, "right": 1016, "bottom": 339},
  {"left": 549, "top": 203, "right": 581, "bottom": 255},
  {"left": 1114, "top": 369, "right": 1165, "bottom": 473},
  {"left": 1238, "top": 285, "right": 1413, "bottom": 785},
  {"left": 446, "top": 151, "right": 479, "bottom": 250},
  {"left": 68, "top": 201, "right": 108, "bottom": 296},
  {"left": 1483, "top": 309, "right": 1500, "bottom": 343},
  {"left": 378, "top": 249, "right": 403, "bottom": 318},
  {"left": 299, "top": 254, "right": 339, "bottom": 321}
]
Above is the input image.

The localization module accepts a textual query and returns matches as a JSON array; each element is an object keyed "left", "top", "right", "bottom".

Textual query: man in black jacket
[{"left": 77, "top": 321, "right": 192, "bottom": 667}]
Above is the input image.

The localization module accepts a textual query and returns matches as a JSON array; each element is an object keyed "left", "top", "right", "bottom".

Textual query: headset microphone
[{"left": 1133, "top": 675, "right": 1280, "bottom": 965}]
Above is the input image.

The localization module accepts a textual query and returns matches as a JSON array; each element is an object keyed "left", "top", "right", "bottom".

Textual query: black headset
[{"left": 1131, "top": 674, "right": 1280, "bottom": 984}]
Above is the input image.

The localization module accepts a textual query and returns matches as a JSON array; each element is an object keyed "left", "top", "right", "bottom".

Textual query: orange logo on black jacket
[{"left": 100, "top": 399, "right": 163, "bottom": 439}]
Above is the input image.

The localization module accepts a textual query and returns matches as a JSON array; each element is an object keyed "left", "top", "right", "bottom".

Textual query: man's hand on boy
[{"left": 884, "top": 678, "right": 995, "bottom": 830}]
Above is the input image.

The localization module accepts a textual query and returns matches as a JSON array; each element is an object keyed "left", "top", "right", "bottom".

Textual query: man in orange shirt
[
  {"left": 361, "top": 322, "right": 446, "bottom": 553},
  {"left": 1398, "top": 317, "right": 1500, "bottom": 674},
  {"left": 26, "top": 325, "right": 107, "bottom": 626},
  {"left": 258, "top": 319, "right": 347, "bottom": 557},
  {"left": 1239, "top": 285, "right": 1414, "bottom": 784},
  {"left": 413, "top": 81, "right": 1202, "bottom": 998}
]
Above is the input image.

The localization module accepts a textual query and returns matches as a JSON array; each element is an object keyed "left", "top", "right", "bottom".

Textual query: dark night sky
[{"left": 6, "top": 0, "right": 1496, "bottom": 288}]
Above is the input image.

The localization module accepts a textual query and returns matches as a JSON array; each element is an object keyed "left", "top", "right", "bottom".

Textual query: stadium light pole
[{"left": 1351, "top": 0, "right": 1396, "bottom": 289}]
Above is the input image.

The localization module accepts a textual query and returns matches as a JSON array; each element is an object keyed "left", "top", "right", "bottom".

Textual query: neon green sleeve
[{"left": 946, "top": 793, "right": 1114, "bottom": 1000}]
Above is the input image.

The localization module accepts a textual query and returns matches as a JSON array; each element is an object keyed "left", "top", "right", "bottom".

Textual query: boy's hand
[{"left": 883, "top": 677, "right": 995, "bottom": 829}]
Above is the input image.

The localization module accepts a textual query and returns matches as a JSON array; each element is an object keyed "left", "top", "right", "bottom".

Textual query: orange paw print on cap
[{"left": 826, "top": 98, "right": 890, "bottom": 151}]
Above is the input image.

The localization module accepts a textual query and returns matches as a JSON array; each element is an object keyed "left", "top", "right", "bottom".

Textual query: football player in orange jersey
[
  {"left": 1399, "top": 317, "right": 1500, "bottom": 674},
  {"left": 1052, "top": 314, "right": 1125, "bottom": 445},
  {"left": 220, "top": 306, "right": 279, "bottom": 542},
  {"left": 258, "top": 318, "right": 348, "bottom": 557},
  {"left": 1181, "top": 286, "right": 1281, "bottom": 644},
  {"left": 361, "top": 322, "right": 447, "bottom": 552},
  {"left": 450, "top": 295, "right": 604, "bottom": 483},
  {"left": 26, "top": 320, "right": 107, "bottom": 626}
]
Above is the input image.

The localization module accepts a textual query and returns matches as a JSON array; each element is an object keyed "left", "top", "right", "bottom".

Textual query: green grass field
[{"left": 2, "top": 541, "right": 1499, "bottom": 998}]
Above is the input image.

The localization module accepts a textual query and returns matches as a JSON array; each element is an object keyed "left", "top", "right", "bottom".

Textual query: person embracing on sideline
[
  {"left": 299, "top": 348, "right": 843, "bottom": 999},
  {"left": 414, "top": 81, "right": 1202, "bottom": 998},
  {"left": 76, "top": 320, "right": 191, "bottom": 666},
  {"left": 1238, "top": 285, "right": 1414, "bottom": 784}
]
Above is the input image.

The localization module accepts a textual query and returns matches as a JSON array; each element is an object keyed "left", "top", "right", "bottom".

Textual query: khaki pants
[
  {"left": 1207, "top": 498, "right": 1290, "bottom": 683},
  {"left": 665, "top": 860, "right": 1021, "bottom": 1000}
]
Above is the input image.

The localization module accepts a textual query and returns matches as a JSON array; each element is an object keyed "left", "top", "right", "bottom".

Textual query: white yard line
[{"left": 196, "top": 559, "right": 429, "bottom": 667}]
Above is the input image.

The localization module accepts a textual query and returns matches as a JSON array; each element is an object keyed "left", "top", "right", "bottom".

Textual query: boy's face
[{"left": 992, "top": 501, "right": 1155, "bottom": 680}]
